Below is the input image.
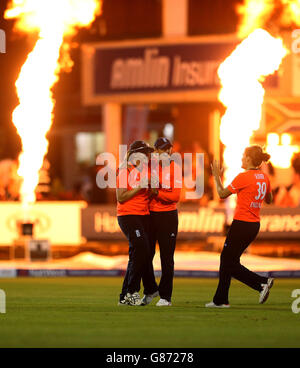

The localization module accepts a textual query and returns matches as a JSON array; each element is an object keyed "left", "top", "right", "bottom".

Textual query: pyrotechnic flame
[
  {"left": 218, "top": 28, "right": 287, "bottom": 187},
  {"left": 281, "top": 0, "right": 300, "bottom": 27},
  {"left": 4, "top": 0, "right": 101, "bottom": 211},
  {"left": 230, "top": 0, "right": 300, "bottom": 176},
  {"left": 220, "top": 0, "right": 300, "bottom": 183},
  {"left": 218, "top": 0, "right": 300, "bottom": 220},
  {"left": 237, "top": 0, "right": 300, "bottom": 38},
  {"left": 236, "top": 0, "right": 275, "bottom": 38},
  {"left": 219, "top": 0, "right": 300, "bottom": 185}
]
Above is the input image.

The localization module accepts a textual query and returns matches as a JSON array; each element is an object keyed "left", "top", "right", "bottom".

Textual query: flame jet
[
  {"left": 5, "top": 0, "right": 101, "bottom": 213},
  {"left": 218, "top": 29, "right": 287, "bottom": 187},
  {"left": 217, "top": 0, "right": 300, "bottom": 220}
]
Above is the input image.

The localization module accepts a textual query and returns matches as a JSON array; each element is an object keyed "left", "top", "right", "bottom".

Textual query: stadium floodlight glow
[{"left": 266, "top": 132, "right": 299, "bottom": 169}]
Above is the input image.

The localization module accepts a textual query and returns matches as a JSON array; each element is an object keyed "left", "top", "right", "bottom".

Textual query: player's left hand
[{"left": 211, "top": 160, "right": 223, "bottom": 177}]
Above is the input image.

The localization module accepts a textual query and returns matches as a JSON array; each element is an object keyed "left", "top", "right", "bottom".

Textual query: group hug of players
[{"left": 116, "top": 138, "right": 274, "bottom": 308}]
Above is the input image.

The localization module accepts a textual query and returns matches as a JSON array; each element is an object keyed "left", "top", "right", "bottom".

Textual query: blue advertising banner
[
  {"left": 82, "top": 36, "right": 279, "bottom": 104},
  {"left": 93, "top": 42, "right": 237, "bottom": 94}
]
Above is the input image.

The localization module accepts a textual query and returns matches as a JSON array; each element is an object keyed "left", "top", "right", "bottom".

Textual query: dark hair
[
  {"left": 291, "top": 152, "right": 300, "bottom": 175},
  {"left": 154, "top": 137, "right": 173, "bottom": 150},
  {"left": 129, "top": 140, "right": 154, "bottom": 155},
  {"left": 244, "top": 145, "right": 271, "bottom": 167}
]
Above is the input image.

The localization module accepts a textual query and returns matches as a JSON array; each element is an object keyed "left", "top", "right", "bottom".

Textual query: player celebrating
[
  {"left": 116, "top": 140, "right": 158, "bottom": 306},
  {"left": 141, "top": 138, "right": 181, "bottom": 307},
  {"left": 206, "top": 145, "right": 274, "bottom": 308}
]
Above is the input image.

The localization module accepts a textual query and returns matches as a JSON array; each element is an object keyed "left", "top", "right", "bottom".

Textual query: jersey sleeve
[{"left": 227, "top": 173, "right": 248, "bottom": 194}]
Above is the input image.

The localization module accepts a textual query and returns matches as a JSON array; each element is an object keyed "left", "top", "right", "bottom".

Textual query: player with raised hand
[{"left": 206, "top": 145, "right": 274, "bottom": 308}]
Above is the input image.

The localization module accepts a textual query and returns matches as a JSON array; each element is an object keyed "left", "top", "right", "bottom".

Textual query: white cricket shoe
[
  {"left": 205, "top": 302, "right": 230, "bottom": 308},
  {"left": 156, "top": 298, "right": 172, "bottom": 306},
  {"left": 141, "top": 291, "right": 159, "bottom": 306},
  {"left": 259, "top": 278, "right": 274, "bottom": 304},
  {"left": 125, "top": 292, "right": 142, "bottom": 306},
  {"left": 117, "top": 299, "right": 129, "bottom": 306}
]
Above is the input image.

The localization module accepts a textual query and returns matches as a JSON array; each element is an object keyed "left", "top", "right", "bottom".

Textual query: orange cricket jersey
[
  {"left": 116, "top": 165, "right": 150, "bottom": 216},
  {"left": 149, "top": 160, "right": 182, "bottom": 212},
  {"left": 227, "top": 169, "right": 271, "bottom": 222}
]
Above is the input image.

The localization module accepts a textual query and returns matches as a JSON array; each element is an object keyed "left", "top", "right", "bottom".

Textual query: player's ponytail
[
  {"left": 261, "top": 152, "right": 271, "bottom": 162},
  {"left": 245, "top": 145, "right": 271, "bottom": 167}
]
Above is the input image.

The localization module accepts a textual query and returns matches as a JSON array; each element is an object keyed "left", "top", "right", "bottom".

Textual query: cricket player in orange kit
[
  {"left": 116, "top": 140, "right": 158, "bottom": 306},
  {"left": 141, "top": 138, "right": 182, "bottom": 307},
  {"left": 206, "top": 145, "right": 274, "bottom": 308}
]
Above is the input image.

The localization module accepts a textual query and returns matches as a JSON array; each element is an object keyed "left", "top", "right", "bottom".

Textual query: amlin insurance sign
[{"left": 81, "top": 35, "right": 240, "bottom": 104}]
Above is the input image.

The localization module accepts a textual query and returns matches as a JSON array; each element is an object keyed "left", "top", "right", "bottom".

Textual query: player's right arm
[
  {"left": 264, "top": 177, "right": 273, "bottom": 204},
  {"left": 264, "top": 192, "right": 273, "bottom": 204}
]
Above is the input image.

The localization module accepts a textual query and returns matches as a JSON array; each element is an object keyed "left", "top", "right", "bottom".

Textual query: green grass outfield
[{"left": 0, "top": 277, "right": 299, "bottom": 348}]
